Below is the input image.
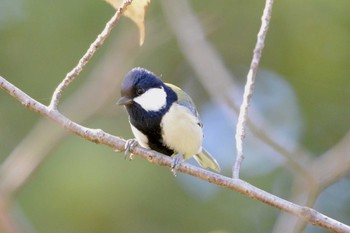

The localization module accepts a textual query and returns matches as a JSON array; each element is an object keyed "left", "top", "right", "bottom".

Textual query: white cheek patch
[{"left": 134, "top": 87, "right": 167, "bottom": 111}]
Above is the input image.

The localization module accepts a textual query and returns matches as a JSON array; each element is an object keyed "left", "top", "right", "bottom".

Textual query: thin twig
[
  {"left": 1, "top": 75, "right": 350, "bottom": 233},
  {"left": 49, "top": 0, "right": 133, "bottom": 110},
  {"left": 161, "top": 0, "right": 311, "bottom": 178},
  {"left": 226, "top": 98, "right": 313, "bottom": 181},
  {"left": 0, "top": 31, "right": 137, "bottom": 199},
  {"left": 233, "top": 0, "right": 274, "bottom": 178}
]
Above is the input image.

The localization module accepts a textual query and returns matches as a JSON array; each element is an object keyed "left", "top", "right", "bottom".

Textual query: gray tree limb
[{"left": 1, "top": 75, "right": 350, "bottom": 233}]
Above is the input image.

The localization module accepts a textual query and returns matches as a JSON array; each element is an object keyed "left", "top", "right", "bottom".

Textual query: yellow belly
[{"left": 161, "top": 103, "right": 203, "bottom": 159}]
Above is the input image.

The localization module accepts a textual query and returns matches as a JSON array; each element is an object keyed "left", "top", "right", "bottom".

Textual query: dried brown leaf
[{"left": 106, "top": 0, "right": 150, "bottom": 45}]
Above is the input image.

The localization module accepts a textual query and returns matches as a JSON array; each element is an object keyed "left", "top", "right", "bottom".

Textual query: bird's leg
[
  {"left": 124, "top": 139, "right": 138, "bottom": 160},
  {"left": 171, "top": 153, "right": 184, "bottom": 176}
]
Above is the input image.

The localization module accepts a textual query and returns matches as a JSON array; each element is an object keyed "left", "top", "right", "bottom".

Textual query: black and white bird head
[{"left": 117, "top": 67, "right": 176, "bottom": 115}]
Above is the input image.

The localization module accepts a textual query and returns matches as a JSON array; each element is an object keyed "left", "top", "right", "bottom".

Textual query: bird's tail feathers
[{"left": 193, "top": 149, "right": 221, "bottom": 172}]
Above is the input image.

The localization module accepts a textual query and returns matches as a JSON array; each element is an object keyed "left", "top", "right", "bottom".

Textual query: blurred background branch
[
  {"left": 0, "top": 0, "right": 349, "bottom": 233},
  {"left": 161, "top": 0, "right": 312, "bottom": 179},
  {"left": 162, "top": 0, "right": 350, "bottom": 232},
  {"left": 49, "top": 0, "right": 132, "bottom": 109},
  {"left": 0, "top": 30, "right": 137, "bottom": 197},
  {"left": 273, "top": 131, "right": 350, "bottom": 233},
  {"left": 0, "top": 28, "right": 138, "bottom": 233}
]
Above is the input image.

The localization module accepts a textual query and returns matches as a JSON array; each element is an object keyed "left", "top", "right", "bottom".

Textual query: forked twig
[{"left": 49, "top": 0, "right": 133, "bottom": 110}]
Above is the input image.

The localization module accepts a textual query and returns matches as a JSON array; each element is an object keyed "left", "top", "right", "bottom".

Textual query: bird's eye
[{"left": 136, "top": 88, "right": 145, "bottom": 96}]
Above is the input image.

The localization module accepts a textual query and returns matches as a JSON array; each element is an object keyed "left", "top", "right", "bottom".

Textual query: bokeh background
[{"left": 1, "top": 0, "right": 350, "bottom": 232}]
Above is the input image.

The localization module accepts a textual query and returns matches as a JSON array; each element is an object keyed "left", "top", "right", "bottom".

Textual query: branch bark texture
[
  {"left": 161, "top": 0, "right": 311, "bottom": 179},
  {"left": 233, "top": 0, "right": 274, "bottom": 178},
  {"left": 1, "top": 0, "right": 349, "bottom": 232},
  {"left": 49, "top": 0, "right": 133, "bottom": 109},
  {"left": 1, "top": 75, "right": 349, "bottom": 233}
]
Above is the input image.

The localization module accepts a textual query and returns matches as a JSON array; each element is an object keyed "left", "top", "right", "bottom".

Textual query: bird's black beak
[{"left": 117, "top": 96, "right": 133, "bottom": 106}]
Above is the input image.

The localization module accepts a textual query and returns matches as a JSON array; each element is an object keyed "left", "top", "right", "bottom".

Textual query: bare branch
[
  {"left": 0, "top": 1, "right": 348, "bottom": 232},
  {"left": 273, "top": 131, "right": 350, "bottom": 233},
  {"left": 0, "top": 31, "right": 137, "bottom": 199},
  {"left": 310, "top": 131, "right": 350, "bottom": 189},
  {"left": 0, "top": 77, "right": 122, "bottom": 197},
  {"left": 161, "top": 0, "right": 312, "bottom": 179},
  {"left": 161, "top": 0, "right": 238, "bottom": 104},
  {"left": 0, "top": 198, "right": 20, "bottom": 233},
  {"left": 164, "top": 0, "right": 281, "bottom": 178},
  {"left": 233, "top": 0, "right": 274, "bottom": 178},
  {"left": 49, "top": 0, "right": 133, "bottom": 110},
  {"left": 272, "top": 176, "right": 319, "bottom": 233},
  {"left": 1, "top": 75, "right": 350, "bottom": 233}
]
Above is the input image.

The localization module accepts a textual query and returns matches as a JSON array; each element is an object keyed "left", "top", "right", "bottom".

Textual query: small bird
[{"left": 117, "top": 67, "right": 220, "bottom": 174}]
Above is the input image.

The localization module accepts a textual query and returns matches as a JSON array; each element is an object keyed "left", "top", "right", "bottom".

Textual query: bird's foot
[
  {"left": 171, "top": 154, "right": 184, "bottom": 176},
  {"left": 124, "top": 139, "right": 138, "bottom": 160}
]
